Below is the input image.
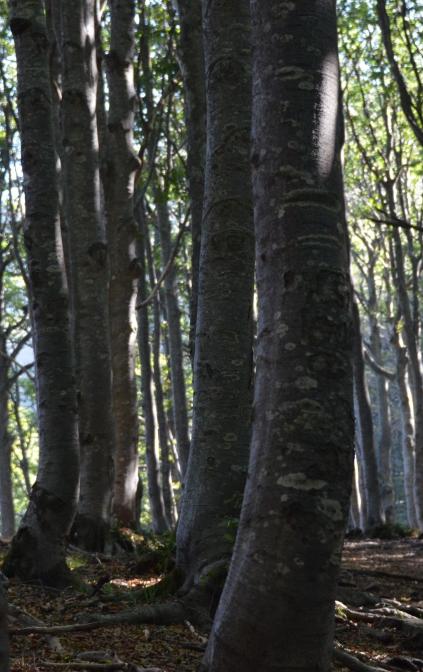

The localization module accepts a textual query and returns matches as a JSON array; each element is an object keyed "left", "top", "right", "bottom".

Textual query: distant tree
[{"left": 201, "top": 1, "right": 354, "bottom": 669}]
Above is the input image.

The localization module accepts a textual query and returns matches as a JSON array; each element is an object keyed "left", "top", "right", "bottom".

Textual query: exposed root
[{"left": 334, "top": 646, "right": 390, "bottom": 672}]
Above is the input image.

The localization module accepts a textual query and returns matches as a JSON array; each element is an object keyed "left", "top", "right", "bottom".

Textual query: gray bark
[
  {"left": 155, "top": 196, "right": 190, "bottom": 477},
  {"left": 105, "top": 0, "right": 140, "bottom": 529},
  {"left": 145, "top": 234, "right": 176, "bottom": 528},
  {"left": 176, "top": 0, "right": 254, "bottom": 590},
  {"left": 202, "top": 1, "right": 354, "bottom": 669},
  {"left": 4, "top": 0, "right": 79, "bottom": 587},
  {"left": 393, "top": 333, "right": 418, "bottom": 528},
  {"left": 0, "top": 336, "right": 14, "bottom": 540},
  {"left": 137, "top": 206, "right": 168, "bottom": 534},
  {"left": 173, "top": 0, "right": 206, "bottom": 358},
  {"left": 390, "top": 221, "right": 423, "bottom": 528},
  {"left": 368, "top": 304, "right": 395, "bottom": 522},
  {"left": 60, "top": 0, "right": 115, "bottom": 551},
  {"left": 353, "top": 301, "right": 384, "bottom": 529}
]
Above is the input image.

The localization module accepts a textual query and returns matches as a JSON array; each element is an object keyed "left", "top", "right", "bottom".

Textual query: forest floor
[{"left": 2, "top": 534, "right": 423, "bottom": 671}]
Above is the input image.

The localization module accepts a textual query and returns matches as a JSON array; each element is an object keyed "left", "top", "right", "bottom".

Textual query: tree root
[
  {"left": 8, "top": 603, "right": 63, "bottom": 651},
  {"left": 10, "top": 601, "right": 189, "bottom": 636},
  {"left": 334, "top": 646, "right": 390, "bottom": 672}
]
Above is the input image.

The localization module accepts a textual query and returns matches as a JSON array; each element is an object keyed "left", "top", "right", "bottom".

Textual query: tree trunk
[
  {"left": 391, "top": 227, "right": 423, "bottom": 528},
  {"left": 368, "top": 319, "right": 395, "bottom": 522},
  {"left": 176, "top": 0, "right": 254, "bottom": 591},
  {"left": 0, "top": 337, "right": 14, "bottom": 540},
  {"left": 393, "top": 333, "right": 418, "bottom": 528},
  {"left": 4, "top": 0, "right": 79, "bottom": 587},
  {"left": 352, "top": 301, "right": 383, "bottom": 529},
  {"left": 0, "top": 581, "right": 9, "bottom": 672},
  {"left": 146, "top": 234, "right": 176, "bottom": 528},
  {"left": 60, "top": 0, "right": 115, "bottom": 551},
  {"left": 105, "top": 0, "right": 140, "bottom": 529},
  {"left": 173, "top": 0, "right": 206, "bottom": 358},
  {"left": 202, "top": 2, "right": 354, "bottom": 670},
  {"left": 137, "top": 206, "right": 168, "bottom": 535},
  {"left": 155, "top": 196, "right": 190, "bottom": 478}
]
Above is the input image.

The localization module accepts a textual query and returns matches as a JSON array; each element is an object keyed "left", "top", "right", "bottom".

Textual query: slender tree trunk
[
  {"left": 390, "top": 221, "right": 423, "bottom": 527},
  {"left": 173, "top": 0, "right": 206, "bottom": 358},
  {"left": 352, "top": 301, "right": 383, "bottom": 528},
  {"left": 176, "top": 0, "right": 254, "bottom": 592},
  {"left": 155, "top": 196, "right": 190, "bottom": 477},
  {"left": 393, "top": 334, "right": 418, "bottom": 528},
  {"left": 202, "top": 3, "right": 354, "bottom": 670},
  {"left": 60, "top": 0, "right": 115, "bottom": 551},
  {"left": 354, "top": 391, "right": 369, "bottom": 530},
  {"left": 105, "top": 0, "right": 140, "bottom": 529},
  {"left": 0, "top": 340, "right": 14, "bottom": 539},
  {"left": 138, "top": 15, "right": 191, "bottom": 478},
  {"left": 137, "top": 207, "right": 168, "bottom": 534},
  {"left": 369, "top": 317, "right": 394, "bottom": 523},
  {"left": 349, "top": 458, "right": 362, "bottom": 530},
  {"left": 0, "top": 581, "right": 8, "bottom": 672},
  {"left": 146, "top": 235, "right": 176, "bottom": 528},
  {"left": 4, "top": 0, "right": 79, "bottom": 586}
]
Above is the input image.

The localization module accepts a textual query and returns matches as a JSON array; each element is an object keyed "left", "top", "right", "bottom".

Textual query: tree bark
[
  {"left": 136, "top": 206, "right": 168, "bottom": 535},
  {"left": 0, "top": 336, "right": 14, "bottom": 540},
  {"left": 389, "top": 219, "right": 423, "bottom": 528},
  {"left": 155, "top": 196, "right": 191, "bottom": 478},
  {"left": 105, "top": 0, "right": 140, "bottom": 529},
  {"left": 173, "top": 0, "right": 206, "bottom": 359},
  {"left": 392, "top": 331, "right": 418, "bottom": 528},
  {"left": 60, "top": 0, "right": 115, "bottom": 551},
  {"left": 4, "top": 0, "right": 79, "bottom": 586},
  {"left": 367, "top": 279, "right": 394, "bottom": 523},
  {"left": 175, "top": 0, "right": 254, "bottom": 592},
  {"left": 352, "top": 301, "right": 384, "bottom": 529},
  {"left": 202, "top": 2, "right": 354, "bottom": 670},
  {"left": 146, "top": 234, "right": 176, "bottom": 528}
]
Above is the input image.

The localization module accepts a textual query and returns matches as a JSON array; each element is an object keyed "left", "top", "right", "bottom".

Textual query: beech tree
[
  {"left": 59, "top": 0, "right": 115, "bottom": 551},
  {"left": 176, "top": 0, "right": 254, "bottom": 592},
  {"left": 105, "top": 0, "right": 140, "bottom": 530},
  {"left": 3, "top": 0, "right": 79, "bottom": 586},
  {"left": 202, "top": 1, "right": 354, "bottom": 669}
]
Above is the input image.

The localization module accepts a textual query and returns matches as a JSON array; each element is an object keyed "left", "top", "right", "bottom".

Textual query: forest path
[{"left": 3, "top": 537, "right": 423, "bottom": 671}]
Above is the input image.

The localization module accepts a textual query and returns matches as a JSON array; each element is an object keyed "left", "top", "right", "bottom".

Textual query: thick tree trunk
[
  {"left": 173, "top": 0, "right": 206, "bottom": 358},
  {"left": 0, "top": 581, "right": 9, "bottom": 672},
  {"left": 4, "top": 0, "right": 79, "bottom": 586},
  {"left": 60, "top": 0, "right": 115, "bottom": 551},
  {"left": 352, "top": 302, "right": 384, "bottom": 529},
  {"left": 105, "top": 0, "right": 140, "bottom": 529},
  {"left": 202, "top": 2, "right": 354, "bottom": 670},
  {"left": 176, "top": 0, "right": 254, "bottom": 591},
  {"left": 137, "top": 207, "right": 168, "bottom": 534}
]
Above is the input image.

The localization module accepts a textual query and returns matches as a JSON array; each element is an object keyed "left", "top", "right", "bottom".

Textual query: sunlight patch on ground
[{"left": 109, "top": 576, "right": 163, "bottom": 589}]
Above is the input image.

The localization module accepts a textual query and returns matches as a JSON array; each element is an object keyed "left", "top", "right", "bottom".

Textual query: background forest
[
  {"left": 0, "top": 0, "right": 421, "bottom": 540},
  {"left": 0, "top": 0, "right": 422, "bottom": 671}
]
